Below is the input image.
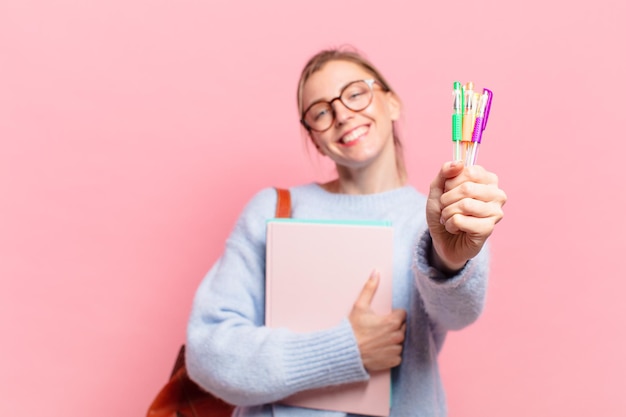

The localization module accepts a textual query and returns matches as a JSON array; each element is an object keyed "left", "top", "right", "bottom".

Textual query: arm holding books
[{"left": 185, "top": 189, "right": 369, "bottom": 406}]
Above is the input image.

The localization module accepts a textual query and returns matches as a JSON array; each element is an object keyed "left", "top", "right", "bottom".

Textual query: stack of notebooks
[{"left": 265, "top": 219, "right": 394, "bottom": 417}]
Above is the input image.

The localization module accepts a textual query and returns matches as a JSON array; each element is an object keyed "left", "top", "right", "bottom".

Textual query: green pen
[{"left": 452, "top": 81, "right": 463, "bottom": 161}]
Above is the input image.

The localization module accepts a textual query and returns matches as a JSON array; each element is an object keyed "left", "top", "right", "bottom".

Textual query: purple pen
[{"left": 467, "top": 88, "right": 493, "bottom": 166}]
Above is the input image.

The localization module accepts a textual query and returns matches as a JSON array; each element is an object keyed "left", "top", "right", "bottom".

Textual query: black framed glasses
[{"left": 301, "top": 79, "right": 382, "bottom": 132}]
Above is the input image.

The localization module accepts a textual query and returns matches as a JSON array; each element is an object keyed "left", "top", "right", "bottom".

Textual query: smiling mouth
[{"left": 340, "top": 126, "right": 369, "bottom": 144}]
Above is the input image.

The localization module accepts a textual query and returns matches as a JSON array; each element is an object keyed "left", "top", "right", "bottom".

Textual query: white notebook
[{"left": 265, "top": 219, "right": 393, "bottom": 416}]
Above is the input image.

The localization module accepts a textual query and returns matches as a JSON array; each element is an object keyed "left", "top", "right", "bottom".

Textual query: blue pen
[{"left": 467, "top": 88, "right": 492, "bottom": 166}]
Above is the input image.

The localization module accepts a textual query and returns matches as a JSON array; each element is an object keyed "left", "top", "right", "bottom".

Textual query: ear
[{"left": 385, "top": 92, "right": 401, "bottom": 121}]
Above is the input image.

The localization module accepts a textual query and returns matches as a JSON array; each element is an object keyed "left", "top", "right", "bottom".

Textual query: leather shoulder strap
[{"left": 274, "top": 188, "right": 291, "bottom": 218}]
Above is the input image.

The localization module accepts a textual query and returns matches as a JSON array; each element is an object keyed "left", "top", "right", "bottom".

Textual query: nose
[{"left": 330, "top": 98, "right": 354, "bottom": 126}]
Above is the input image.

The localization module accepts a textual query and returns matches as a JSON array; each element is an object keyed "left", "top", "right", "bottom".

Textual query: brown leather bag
[{"left": 147, "top": 188, "right": 292, "bottom": 417}]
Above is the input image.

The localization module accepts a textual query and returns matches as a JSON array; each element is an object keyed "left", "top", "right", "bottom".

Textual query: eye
[
  {"left": 313, "top": 107, "right": 329, "bottom": 121},
  {"left": 343, "top": 83, "right": 369, "bottom": 102},
  {"left": 307, "top": 103, "right": 331, "bottom": 123}
]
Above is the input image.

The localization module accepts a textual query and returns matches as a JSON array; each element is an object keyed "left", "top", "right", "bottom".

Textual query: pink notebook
[{"left": 265, "top": 219, "right": 393, "bottom": 417}]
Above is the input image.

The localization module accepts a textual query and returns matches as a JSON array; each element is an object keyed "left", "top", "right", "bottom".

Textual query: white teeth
[{"left": 342, "top": 126, "right": 368, "bottom": 143}]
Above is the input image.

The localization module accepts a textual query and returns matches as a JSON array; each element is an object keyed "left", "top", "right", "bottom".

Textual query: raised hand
[
  {"left": 426, "top": 160, "right": 507, "bottom": 273},
  {"left": 348, "top": 271, "right": 407, "bottom": 372}
]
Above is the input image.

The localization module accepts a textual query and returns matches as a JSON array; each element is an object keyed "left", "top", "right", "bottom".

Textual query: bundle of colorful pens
[{"left": 452, "top": 81, "right": 492, "bottom": 166}]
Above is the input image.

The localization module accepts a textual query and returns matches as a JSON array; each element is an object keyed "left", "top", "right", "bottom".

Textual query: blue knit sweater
[{"left": 186, "top": 183, "right": 489, "bottom": 417}]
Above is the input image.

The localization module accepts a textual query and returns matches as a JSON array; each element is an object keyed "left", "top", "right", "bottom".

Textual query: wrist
[{"left": 429, "top": 243, "right": 466, "bottom": 278}]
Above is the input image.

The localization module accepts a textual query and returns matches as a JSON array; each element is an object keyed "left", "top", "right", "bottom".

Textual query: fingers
[
  {"left": 441, "top": 197, "right": 504, "bottom": 222},
  {"left": 371, "top": 345, "right": 403, "bottom": 369},
  {"left": 391, "top": 308, "right": 407, "bottom": 327},
  {"left": 441, "top": 211, "right": 502, "bottom": 236},
  {"left": 439, "top": 193, "right": 505, "bottom": 235},
  {"left": 352, "top": 309, "right": 407, "bottom": 372},
  {"left": 444, "top": 165, "right": 499, "bottom": 192},
  {"left": 432, "top": 166, "right": 506, "bottom": 238},
  {"left": 437, "top": 165, "right": 507, "bottom": 232},
  {"left": 387, "top": 315, "right": 407, "bottom": 345},
  {"left": 440, "top": 181, "right": 507, "bottom": 208},
  {"left": 354, "top": 270, "right": 380, "bottom": 309}
]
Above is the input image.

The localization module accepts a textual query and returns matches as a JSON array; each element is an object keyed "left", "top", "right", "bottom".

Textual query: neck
[{"left": 319, "top": 136, "right": 407, "bottom": 194}]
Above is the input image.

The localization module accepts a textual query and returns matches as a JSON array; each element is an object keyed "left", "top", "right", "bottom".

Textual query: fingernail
[{"left": 440, "top": 217, "right": 445, "bottom": 225}]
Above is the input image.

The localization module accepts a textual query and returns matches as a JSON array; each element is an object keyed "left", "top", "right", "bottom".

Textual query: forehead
[{"left": 301, "top": 60, "right": 374, "bottom": 107}]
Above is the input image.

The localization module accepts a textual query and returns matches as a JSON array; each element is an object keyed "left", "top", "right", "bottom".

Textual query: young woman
[{"left": 186, "top": 48, "right": 507, "bottom": 416}]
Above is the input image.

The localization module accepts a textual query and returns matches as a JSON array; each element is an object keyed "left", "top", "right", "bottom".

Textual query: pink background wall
[{"left": 1, "top": 0, "right": 624, "bottom": 415}]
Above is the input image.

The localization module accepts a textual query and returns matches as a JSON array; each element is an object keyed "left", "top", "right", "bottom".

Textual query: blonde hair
[{"left": 296, "top": 47, "right": 406, "bottom": 179}]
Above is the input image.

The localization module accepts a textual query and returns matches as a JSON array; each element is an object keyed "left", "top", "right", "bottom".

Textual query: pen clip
[
  {"left": 453, "top": 81, "right": 462, "bottom": 113},
  {"left": 481, "top": 88, "right": 493, "bottom": 130}
]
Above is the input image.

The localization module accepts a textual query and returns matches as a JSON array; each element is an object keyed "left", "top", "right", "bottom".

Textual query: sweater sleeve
[
  {"left": 185, "top": 188, "right": 368, "bottom": 407},
  {"left": 412, "top": 230, "right": 490, "bottom": 331}
]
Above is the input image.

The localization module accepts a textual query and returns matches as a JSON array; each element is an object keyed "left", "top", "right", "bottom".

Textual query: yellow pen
[
  {"left": 466, "top": 92, "right": 481, "bottom": 165},
  {"left": 461, "top": 82, "right": 476, "bottom": 162}
]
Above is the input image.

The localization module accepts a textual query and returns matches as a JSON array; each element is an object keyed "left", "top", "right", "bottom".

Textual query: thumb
[
  {"left": 354, "top": 270, "right": 380, "bottom": 309},
  {"left": 430, "top": 160, "right": 464, "bottom": 197}
]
